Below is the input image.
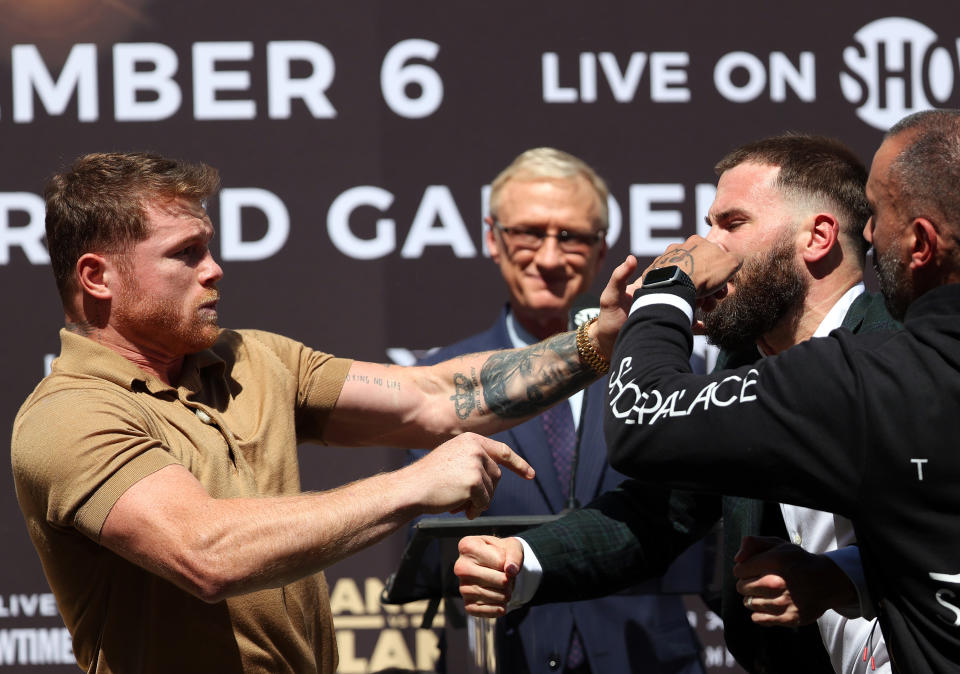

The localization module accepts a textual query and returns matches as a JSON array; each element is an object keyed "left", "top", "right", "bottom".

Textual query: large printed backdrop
[{"left": 1, "top": 2, "right": 954, "bottom": 670}]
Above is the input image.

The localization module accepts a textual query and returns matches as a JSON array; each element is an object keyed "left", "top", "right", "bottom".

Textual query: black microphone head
[{"left": 569, "top": 294, "right": 601, "bottom": 330}]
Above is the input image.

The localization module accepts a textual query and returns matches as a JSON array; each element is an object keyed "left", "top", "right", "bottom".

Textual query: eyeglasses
[{"left": 493, "top": 223, "right": 606, "bottom": 255}]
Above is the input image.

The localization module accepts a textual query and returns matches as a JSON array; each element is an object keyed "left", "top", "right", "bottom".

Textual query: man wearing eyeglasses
[{"left": 412, "top": 148, "right": 706, "bottom": 674}]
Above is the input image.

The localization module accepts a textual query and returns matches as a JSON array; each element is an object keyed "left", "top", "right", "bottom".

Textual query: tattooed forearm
[
  {"left": 450, "top": 369, "right": 483, "bottom": 420},
  {"left": 347, "top": 373, "right": 401, "bottom": 390},
  {"left": 651, "top": 246, "right": 696, "bottom": 276},
  {"left": 479, "top": 331, "right": 596, "bottom": 418}
]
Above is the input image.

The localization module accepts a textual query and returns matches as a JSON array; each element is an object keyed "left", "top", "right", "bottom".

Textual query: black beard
[
  {"left": 701, "top": 237, "right": 808, "bottom": 352},
  {"left": 873, "top": 245, "right": 911, "bottom": 321}
]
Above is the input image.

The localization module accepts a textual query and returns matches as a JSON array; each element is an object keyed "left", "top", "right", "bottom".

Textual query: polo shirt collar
[{"left": 55, "top": 328, "right": 225, "bottom": 395}]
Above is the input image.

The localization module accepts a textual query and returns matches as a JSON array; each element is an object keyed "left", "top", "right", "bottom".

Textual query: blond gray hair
[{"left": 489, "top": 148, "right": 609, "bottom": 229}]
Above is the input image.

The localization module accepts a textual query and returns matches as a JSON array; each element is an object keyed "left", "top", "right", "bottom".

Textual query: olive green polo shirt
[{"left": 12, "top": 328, "right": 353, "bottom": 673}]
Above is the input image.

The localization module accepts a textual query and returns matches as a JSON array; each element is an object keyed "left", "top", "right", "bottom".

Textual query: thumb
[{"left": 503, "top": 537, "right": 525, "bottom": 577}]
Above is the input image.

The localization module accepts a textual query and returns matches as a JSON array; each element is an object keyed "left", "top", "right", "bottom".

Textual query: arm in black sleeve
[
  {"left": 604, "top": 286, "right": 872, "bottom": 519},
  {"left": 522, "top": 479, "right": 720, "bottom": 604}
]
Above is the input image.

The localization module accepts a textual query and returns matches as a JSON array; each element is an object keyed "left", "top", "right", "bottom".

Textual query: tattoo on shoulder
[
  {"left": 479, "top": 332, "right": 594, "bottom": 419},
  {"left": 653, "top": 247, "right": 695, "bottom": 275}
]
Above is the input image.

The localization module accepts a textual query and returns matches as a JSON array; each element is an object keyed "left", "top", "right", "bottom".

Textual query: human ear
[
  {"left": 801, "top": 213, "right": 839, "bottom": 263},
  {"left": 908, "top": 218, "right": 938, "bottom": 270},
  {"left": 76, "top": 253, "right": 113, "bottom": 300},
  {"left": 484, "top": 216, "right": 502, "bottom": 263}
]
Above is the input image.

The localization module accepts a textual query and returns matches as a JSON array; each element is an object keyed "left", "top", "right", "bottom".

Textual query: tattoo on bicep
[
  {"left": 479, "top": 332, "right": 594, "bottom": 418},
  {"left": 652, "top": 247, "right": 695, "bottom": 275}
]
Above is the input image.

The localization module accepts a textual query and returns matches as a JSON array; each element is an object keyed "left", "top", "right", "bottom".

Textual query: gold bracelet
[{"left": 576, "top": 316, "right": 610, "bottom": 375}]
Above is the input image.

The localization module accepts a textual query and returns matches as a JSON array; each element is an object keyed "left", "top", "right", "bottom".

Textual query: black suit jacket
[{"left": 524, "top": 291, "right": 899, "bottom": 674}]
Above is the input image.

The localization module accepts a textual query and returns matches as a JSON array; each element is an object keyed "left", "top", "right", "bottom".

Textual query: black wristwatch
[{"left": 641, "top": 265, "right": 695, "bottom": 291}]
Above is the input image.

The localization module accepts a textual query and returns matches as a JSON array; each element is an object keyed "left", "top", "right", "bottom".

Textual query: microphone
[{"left": 565, "top": 294, "right": 601, "bottom": 510}]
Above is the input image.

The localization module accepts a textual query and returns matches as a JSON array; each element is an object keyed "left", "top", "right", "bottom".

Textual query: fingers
[
  {"left": 455, "top": 436, "right": 532, "bottom": 519},
  {"left": 600, "top": 255, "right": 639, "bottom": 313},
  {"left": 605, "top": 255, "right": 639, "bottom": 297},
  {"left": 736, "top": 573, "right": 788, "bottom": 599},
  {"left": 477, "top": 435, "right": 534, "bottom": 480},
  {"left": 742, "top": 586, "right": 800, "bottom": 625},
  {"left": 738, "top": 572, "right": 799, "bottom": 626},
  {"left": 456, "top": 535, "right": 522, "bottom": 617},
  {"left": 460, "top": 456, "right": 497, "bottom": 519}
]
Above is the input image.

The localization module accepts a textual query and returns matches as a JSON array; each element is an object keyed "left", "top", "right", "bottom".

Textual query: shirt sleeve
[
  {"left": 824, "top": 546, "right": 876, "bottom": 619},
  {"left": 506, "top": 537, "right": 543, "bottom": 611},
  {"left": 604, "top": 286, "right": 874, "bottom": 519},
  {"left": 236, "top": 329, "right": 353, "bottom": 443},
  {"left": 12, "top": 386, "right": 179, "bottom": 542}
]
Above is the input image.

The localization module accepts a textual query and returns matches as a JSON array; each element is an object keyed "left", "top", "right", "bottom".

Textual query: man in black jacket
[
  {"left": 455, "top": 134, "right": 896, "bottom": 673},
  {"left": 596, "top": 111, "right": 960, "bottom": 673}
]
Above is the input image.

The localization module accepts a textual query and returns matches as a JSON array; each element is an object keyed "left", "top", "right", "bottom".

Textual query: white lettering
[
  {"left": 218, "top": 188, "right": 289, "bottom": 261},
  {"left": 370, "top": 629, "right": 415, "bottom": 671},
  {"left": 0, "top": 192, "right": 48, "bottom": 264},
  {"left": 686, "top": 381, "right": 715, "bottom": 414},
  {"left": 840, "top": 18, "right": 944, "bottom": 130},
  {"left": 578, "top": 53, "right": 597, "bottom": 102},
  {"left": 400, "top": 186, "right": 476, "bottom": 258},
  {"left": 327, "top": 186, "right": 396, "bottom": 260},
  {"left": 710, "top": 375, "right": 742, "bottom": 407},
  {"left": 769, "top": 52, "right": 816, "bottom": 102},
  {"left": 334, "top": 631, "right": 368, "bottom": 673},
  {"left": 13, "top": 44, "right": 98, "bottom": 122},
  {"left": 648, "top": 389, "right": 687, "bottom": 424},
  {"left": 629, "top": 184, "right": 685, "bottom": 256},
  {"left": 911, "top": 457, "right": 929, "bottom": 480},
  {"left": 598, "top": 52, "right": 646, "bottom": 102},
  {"left": 704, "top": 645, "right": 725, "bottom": 667},
  {"left": 935, "top": 589, "right": 960, "bottom": 626},
  {"left": 714, "top": 51, "right": 766, "bottom": 103},
  {"left": 267, "top": 41, "right": 336, "bottom": 119},
  {"left": 740, "top": 368, "right": 759, "bottom": 402},
  {"left": 415, "top": 629, "right": 440, "bottom": 670},
  {"left": 329, "top": 578, "right": 365, "bottom": 615},
  {"left": 113, "top": 43, "right": 181, "bottom": 121},
  {"left": 650, "top": 52, "right": 690, "bottom": 102},
  {"left": 192, "top": 41, "right": 255, "bottom": 120},
  {"left": 381, "top": 39, "right": 443, "bottom": 118},
  {"left": 0, "top": 628, "right": 73, "bottom": 665},
  {"left": 542, "top": 52, "right": 577, "bottom": 102}
]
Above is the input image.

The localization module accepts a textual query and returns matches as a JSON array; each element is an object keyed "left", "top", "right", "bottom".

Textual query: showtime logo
[{"left": 840, "top": 17, "right": 958, "bottom": 130}]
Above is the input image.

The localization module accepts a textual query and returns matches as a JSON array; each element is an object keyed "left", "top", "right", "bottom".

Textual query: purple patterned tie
[
  {"left": 542, "top": 403, "right": 576, "bottom": 500},
  {"left": 541, "top": 404, "right": 586, "bottom": 670}
]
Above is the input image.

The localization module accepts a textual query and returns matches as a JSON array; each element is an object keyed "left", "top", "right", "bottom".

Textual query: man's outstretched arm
[
  {"left": 456, "top": 481, "right": 719, "bottom": 617},
  {"left": 323, "top": 256, "right": 640, "bottom": 448},
  {"left": 100, "top": 433, "right": 533, "bottom": 603}
]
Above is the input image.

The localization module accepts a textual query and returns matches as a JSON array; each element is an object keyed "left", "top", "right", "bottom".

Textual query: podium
[{"left": 382, "top": 515, "right": 559, "bottom": 674}]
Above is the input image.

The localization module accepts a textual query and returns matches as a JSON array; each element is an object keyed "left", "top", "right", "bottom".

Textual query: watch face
[{"left": 643, "top": 265, "right": 680, "bottom": 287}]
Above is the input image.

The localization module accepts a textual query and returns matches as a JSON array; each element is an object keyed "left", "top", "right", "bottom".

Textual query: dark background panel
[{"left": 0, "top": 2, "right": 953, "bottom": 670}]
